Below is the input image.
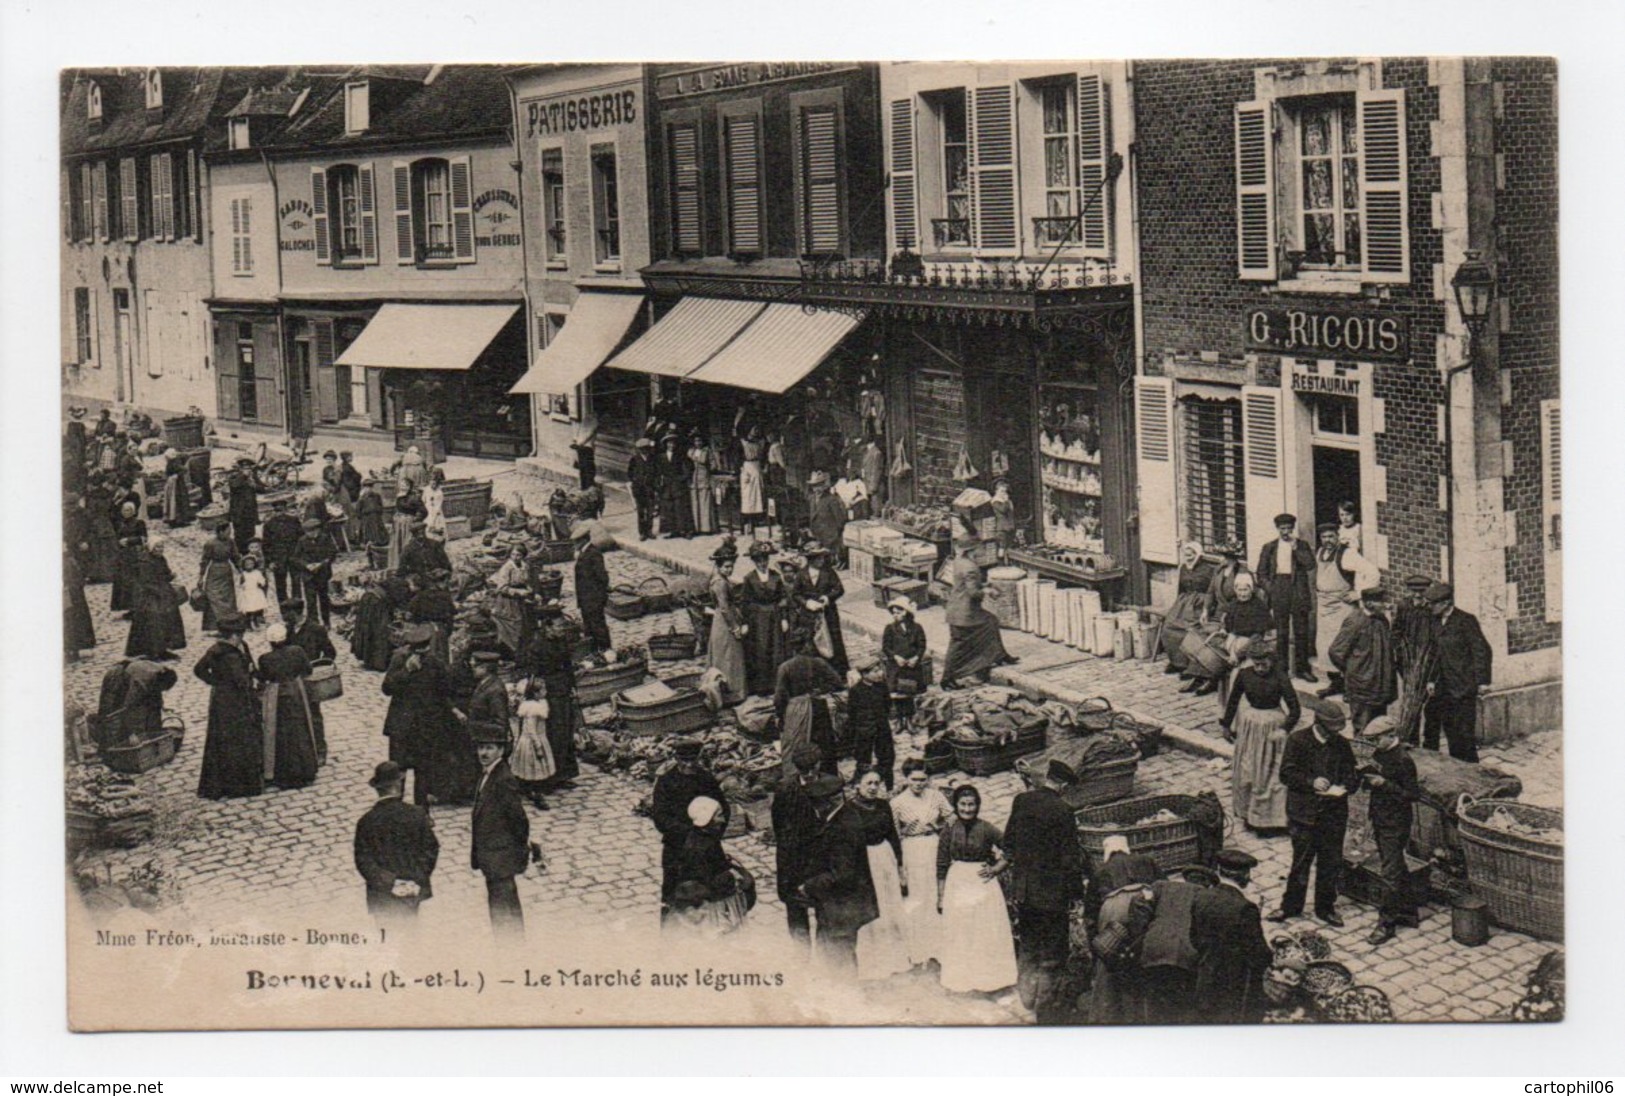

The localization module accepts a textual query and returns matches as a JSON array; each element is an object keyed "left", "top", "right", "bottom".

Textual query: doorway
[
  {"left": 236, "top": 323, "right": 259, "bottom": 422},
  {"left": 1311, "top": 445, "right": 1361, "bottom": 531},
  {"left": 112, "top": 288, "right": 134, "bottom": 403}
]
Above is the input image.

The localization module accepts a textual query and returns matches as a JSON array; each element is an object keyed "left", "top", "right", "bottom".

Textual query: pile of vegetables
[
  {"left": 577, "top": 725, "right": 784, "bottom": 803},
  {"left": 1509, "top": 952, "right": 1564, "bottom": 1022},
  {"left": 578, "top": 645, "right": 646, "bottom": 673},
  {"left": 883, "top": 504, "right": 955, "bottom": 540},
  {"left": 1479, "top": 805, "right": 1564, "bottom": 844},
  {"left": 67, "top": 764, "right": 152, "bottom": 821},
  {"left": 1263, "top": 929, "right": 1396, "bottom": 1023},
  {"left": 917, "top": 686, "right": 1050, "bottom": 746}
]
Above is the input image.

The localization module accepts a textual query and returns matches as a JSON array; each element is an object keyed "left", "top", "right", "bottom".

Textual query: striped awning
[
  {"left": 508, "top": 293, "right": 643, "bottom": 395},
  {"left": 601, "top": 297, "right": 765, "bottom": 379},
  {"left": 686, "top": 303, "right": 865, "bottom": 394}
]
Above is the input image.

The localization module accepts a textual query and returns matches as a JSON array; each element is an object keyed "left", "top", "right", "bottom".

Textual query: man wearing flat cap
[
  {"left": 261, "top": 498, "right": 304, "bottom": 604},
  {"left": 1189, "top": 849, "right": 1272, "bottom": 1023},
  {"left": 1273, "top": 706, "right": 1362, "bottom": 927},
  {"left": 1328, "top": 587, "right": 1398, "bottom": 733},
  {"left": 845, "top": 656, "right": 893, "bottom": 789},
  {"left": 398, "top": 519, "right": 451, "bottom": 582},
  {"left": 293, "top": 515, "right": 337, "bottom": 626},
  {"left": 464, "top": 651, "right": 512, "bottom": 747},
  {"left": 1255, "top": 512, "right": 1317, "bottom": 682},
  {"left": 1423, "top": 582, "right": 1493, "bottom": 762},
  {"left": 1357, "top": 715, "right": 1422, "bottom": 945},
  {"left": 1002, "top": 757, "right": 1086, "bottom": 1023},
  {"left": 354, "top": 761, "right": 439, "bottom": 928},
  {"left": 626, "top": 436, "right": 658, "bottom": 540}
]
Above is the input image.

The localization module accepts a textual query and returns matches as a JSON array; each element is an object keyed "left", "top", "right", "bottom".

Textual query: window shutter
[
  {"left": 450, "top": 155, "right": 476, "bottom": 262},
  {"left": 79, "top": 164, "right": 93, "bottom": 242},
  {"left": 1234, "top": 100, "right": 1276, "bottom": 280},
  {"left": 888, "top": 98, "right": 918, "bottom": 252},
  {"left": 670, "top": 122, "right": 702, "bottom": 255},
  {"left": 253, "top": 324, "right": 284, "bottom": 427},
  {"left": 358, "top": 163, "right": 378, "bottom": 264},
  {"left": 1541, "top": 398, "right": 1561, "bottom": 622},
  {"left": 229, "top": 199, "right": 242, "bottom": 274},
  {"left": 969, "top": 84, "right": 1017, "bottom": 254},
  {"left": 393, "top": 161, "right": 414, "bottom": 263},
  {"left": 61, "top": 169, "right": 71, "bottom": 242},
  {"left": 725, "top": 114, "right": 762, "bottom": 254},
  {"left": 214, "top": 321, "right": 241, "bottom": 421},
  {"left": 1076, "top": 73, "right": 1111, "bottom": 257},
  {"left": 1134, "top": 376, "right": 1178, "bottom": 564},
  {"left": 801, "top": 105, "right": 842, "bottom": 256},
  {"left": 310, "top": 167, "right": 330, "bottom": 265},
  {"left": 1358, "top": 88, "right": 1410, "bottom": 283},
  {"left": 1240, "top": 384, "right": 1287, "bottom": 563},
  {"left": 188, "top": 149, "right": 201, "bottom": 241},
  {"left": 92, "top": 161, "right": 108, "bottom": 242},
  {"left": 313, "top": 319, "right": 339, "bottom": 423},
  {"left": 120, "top": 159, "right": 139, "bottom": 242},
  {"left": 158, "top": 152, "right": 174, "bottom": 240}
]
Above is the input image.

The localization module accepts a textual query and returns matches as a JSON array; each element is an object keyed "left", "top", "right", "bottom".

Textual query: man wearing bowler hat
[
  {"left": 1255, "top": 512, "right": 1317, "bottom": 681},
  {"left": 1273, "top": 706, "right": 1362, "bottom": 928},
  {"left": 1422, "top": 581, "right": 1493, "bottom": 762},
  {"left": 471, "top": 723, "right": 532, "bottom": 941},
  {"left": 353, "top": 761, "right": 439, "bottom": 928},
  {"left": 1003, "top": 758, "right": 1086, "bottom": 1023},
  {"left": 1189, "top": 849, "right": 1273, "bottom": 1023}
]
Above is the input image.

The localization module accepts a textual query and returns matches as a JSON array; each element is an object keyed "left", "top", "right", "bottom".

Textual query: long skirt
[
  {"left": 1316, "top": 588, "right": 1355, "bottom": 672},
  {"left": 163, "top": 474, "right": 193, "bottom": 526},
  {"left": 86, "top": 528, "right": 118, "bottom": 584},
  {"left": 359, "top": 508, "right": 388, "bottom": 548},
  {"left": 899, "top": 834, "right": 943, "bottom": 965},
  {"left": 111, "top": 545, "right": 140, "bottom": 612},
  {"left": 942, "top": 611, "right": 1011, "bottom": 685},
  {"left": 707, "top": 614, "right": 748, "bottom": 700},
  {"left": 200, "top": 559, "right": 238, "bottom": 633},
  {"left": 65, "top": 580, "right": 96, "bottom": 654},
  {"left": 510, "top": 714, "right": 557, "bottom": 784},
  {"left": 387, "top": 513, "right": 414, "bottom": 573},
  {"left": 545, "top": 692, "right": 581, "bottom": 782},
  {"left": 938, "top": 861, "right": 1019, "bottom": 993},
  {"left": 856, "top": 844, "right": 912, "bottom": 981},
  {"left": 690, "top": 484, "right": 714, "bottom": 535},
  {"left": 126, "top": 589, "right": 185, "bottom": 659},
  {"left": 1231, "top": 695, "right": 1290, "bottom": 829},
  {"left": 261, "top": 679, "right": 320, "bottom": 789},
  {"left": 1161, "top": 590, "right": 1206, "bottom": 670},
  {"left": 741, "top": 606, "right": 783, "bottom": 696},
  {"left": 739, "top": 460, "right": 765, "bottom": 518}
]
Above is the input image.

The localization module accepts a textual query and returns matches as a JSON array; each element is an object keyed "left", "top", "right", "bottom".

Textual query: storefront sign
[
  {"left": 279, "top": 198, "right": 315, "bottom": 252},
  {"left": 1290, "top": 366, "right": 1362, "bottom": 397},
  {"left": 474, "top": 189, "right": 521, "bottom": 248},
  {"left": 1245, "top": 306, "right": 1409, "bottom": 361},
  {"left": 655, "top": 62, "right": 857, "bottom": 99},
  {"left": 524, "top": 89, "right": 637, "bottom": 137}
]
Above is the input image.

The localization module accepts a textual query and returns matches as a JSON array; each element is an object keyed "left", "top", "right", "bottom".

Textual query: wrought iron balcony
[
  {"left": 930, "top": 218, "right": 972, "bottom": 248},
  {"left": 420, "top": 242, "right": 456, "bottom": 261}
]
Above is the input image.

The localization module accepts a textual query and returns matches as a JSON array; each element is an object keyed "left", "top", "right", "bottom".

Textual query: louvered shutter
[
  {"left": 450, "top": 155, "right": 476, "bottom": 262},
  {"left": 670, "top": 123, "right": 702, "bottom": 255},
  {"left": 801, "top": 106, "right": 842, "bottom": 256},
  {"left": 79, "top": 164, "right": 94, "bottom": 242},
  {"left": 310, "top": 167, "right": 330, "bottom": 265},
  {"left": 888, "top": 98, "right": 918, "bottom": 252},
  {"left": 1240, "top": 385, "right": 1287, "bottom": 562},
  {"left": 92, "top": 162, "right": 108, "bottom": 242},
  {"left": 393, "top": 161, "right": 414, "bottom": 263},
  {"left": 61, "top": 169, "right": 71, "bottom": 241},
  {"left": 188, "top": 150, "right": 201, "bottom": 241},
  {"left": 1234, "top": 101, "right": 1276, "bottom": 280},
  {"left": 725, "top": 114, "right": 762, "bottom": 254},
  {"left": 159, "top": 153, "right": 175, "bottom": 240},
  {"left": 1541, "top": 399, "right": 1561, "bottom": 622},
  {"left": 1134, "top": 376, "right": 1178, "bottom": 564},
  {"left": 1358, "top": 89, "right": 1409, "bottom": 283},
  {"left": 214, "top": 321, "right": 240, "bottom": 421},
  {"left": 313, "top": 319, "right": 339, "bottom": 423},
  {"left": 229, "top": 199, "right": 243, "bottom": 274},
  {"left": 1076, "top": 73, "right": 1111, "bottom": 257},
  {"left": 358, "top": 163, "right": 378, "bottom": 263},
  {"left": 969, "top": 84, "right": 1017, "bottom": 254},
  {"left": 254, "top": 323, "right": 284, "bottom": 427},
  {"left": 241, "top": 198, "right": 254, "bottom": 273},
  {"left": 120, "top": 159, "right": 139, "bottom": 241}
]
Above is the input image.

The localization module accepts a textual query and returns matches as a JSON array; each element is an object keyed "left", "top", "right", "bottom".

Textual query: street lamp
[{"left": 1442, "top": 249, "right": 1498, "bottom": 586}]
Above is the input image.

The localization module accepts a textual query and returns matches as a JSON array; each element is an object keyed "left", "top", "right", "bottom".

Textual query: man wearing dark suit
[
  {"left": 465, "top": 652, "right": 511, "bottom": 743},
  {"left": 1423, "top": 581, "right": 1494, "bottom": 762},
  {"left": 1255, "top": 512, "right": 1318, "bottom": 681},
  {"left": 1273, "top": 707, "right": 1363, "bottom": 927},
  {"left": 573, "top": 524, "right": 612, "bottom": 653},
  {"left": 799, "top": 780, "right": 880, "bottom": 971},
  {"left": 626, "top": 438, "right": 658, "bottom": 540},
  {"left": 261, "top": 501, "right": 304, "bottom": 603},
  {"left": 1190, "top": 849, "right": 1273, "bottom": 1024},
  {"left": 1002, "top": 759, "right": 1086, "bottom": 1024},
  {"left": 294, "top": 518, "right": 337, "bottom": 626},
  {"left": 471, "top": 727, "right": 531, "bottom": 941},
  {"left": 353, "top": 761, "right": 439, "bottom": 928},
  {"left": 650, "top": 738, "right": 729, "bottom": 911},
  {"left": 771, "top": 757, "right": 827, "bottom": 943}
]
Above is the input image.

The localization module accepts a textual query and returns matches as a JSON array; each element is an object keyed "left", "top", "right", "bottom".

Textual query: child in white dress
[{"left": 237, "top": 554, "right": 270, "bottom": 629}]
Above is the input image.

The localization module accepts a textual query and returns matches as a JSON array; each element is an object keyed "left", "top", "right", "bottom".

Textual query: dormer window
[
  {"left": 229, "top": 117, "right": 251, "bottom": 150},
  {"left": 87, "top": 81, "right": 103, "bottom": 122},
  {"left": 344, "top": 81, "right": 370, "bottom": 136},
  {"left": 144, "top": 69, "right": 163, "bottom": 111}
]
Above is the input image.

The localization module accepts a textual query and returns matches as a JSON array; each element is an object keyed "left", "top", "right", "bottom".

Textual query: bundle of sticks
[{"left": 1395, "top": 639, "right": 1439, "bottom": 742}]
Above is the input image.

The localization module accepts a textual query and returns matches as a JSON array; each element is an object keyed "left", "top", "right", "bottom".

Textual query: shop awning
[
  {"left": 686, "top": 303, "right": 866, "bottom": 393},
  {"left": 508, "top": 293, "right": 643, "bottom": 396},
  {"left": 601, "top": 296, "right": 765, "bottom": 379},
  {"left": 334, "top": 303, "right": 518, "bottom": 372}
]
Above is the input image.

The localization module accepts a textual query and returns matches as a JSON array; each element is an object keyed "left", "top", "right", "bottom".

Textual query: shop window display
[{"left": 1038, "top": 388, "right": 1103, "bottom": 552}]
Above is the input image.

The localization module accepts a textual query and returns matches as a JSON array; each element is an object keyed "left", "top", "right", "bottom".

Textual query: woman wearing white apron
[
  {"left": 1313, "top": 523, "right": 1359, "bottom": 690},
  {"left": 891, "top": 760, "right": 952, "bottom": 966},
  {"left": 936, "top": 784, "right": 1018, "bottom": 994},
  {"left": 847, "top": 770, "right": 912, "bottom": 981},
  {"left": 738, "top": 427, "right": 766, "bottom": 536}
]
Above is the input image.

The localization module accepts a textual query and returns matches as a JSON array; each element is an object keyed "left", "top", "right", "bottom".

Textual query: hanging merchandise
[
  {"left": 859, "top": 389, "right": 887, "bottom": 435},
  {"left": 890, "top": 439, "right": 913, "bottom": 478},
  {"left": 989, "top": 447, "right": 1011, "bottom": 480},
  {"left": 952, "top": 445, "right": 979, "bottom": 482}
]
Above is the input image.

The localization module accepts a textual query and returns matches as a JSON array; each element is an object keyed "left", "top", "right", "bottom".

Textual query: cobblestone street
[{"left": 66, "top": 468, "right": 1562, "bottom": 1025}]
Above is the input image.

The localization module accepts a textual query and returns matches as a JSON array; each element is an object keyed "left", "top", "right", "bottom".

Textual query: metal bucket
[{"left": 1452, "top": 895, "right": 1490, "bottom": 947}]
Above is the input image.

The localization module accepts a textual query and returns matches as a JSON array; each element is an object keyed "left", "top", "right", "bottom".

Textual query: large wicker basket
[
  {"left": 307, "top": 659, "right": 343, "bottom": 702},
  {"left": 1073, "top": 793, "right": 1212, "bottom": 872},
  {"left": 576, "top": 658, "right": 649, "bottom": 707},
  {"left": 637, "top": 576, "right": 676, "bottom": 614},
  {"left": 100, "top": 728, "right": 180, "bottom": 775},
  {"left": 1060, "top": 755, "right": 1139, "bottom": 809},
  {"left": 613, "top": 686, "right": 714, "bottom": 738},
  {"left": 951, "top": 724, "right": 1047, "bottom": 776},
  {"left": 606, "top": 585, "right": 646, "bottom": 621},
  {"left": 648, "top": 627, "right": 699, "bottom": 662},
  {"left": 1456, "top": 798, "right": 1564, "bottom": 941},
  {"left": 536, "top": 539, "right": 577, "bottom": 565}
]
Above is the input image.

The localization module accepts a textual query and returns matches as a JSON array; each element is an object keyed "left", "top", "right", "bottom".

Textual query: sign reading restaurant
[
  {"left": 655, "top": 62, "right": 858, "bottom": 99},
  {"left": 1245, "top": 306, "right": 1410, "bottom": 362}
]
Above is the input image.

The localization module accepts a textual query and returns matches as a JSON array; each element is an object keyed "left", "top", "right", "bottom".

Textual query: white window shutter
[
  {"left": 450, "top": 155, "right": 476, "bottom": 262},
  {"left": 120, "top": 158, "right": 139, "bottom": 241},
  {"left": 61, "top": 169, "right": 71, "bottom": 242},
  {"left": 92, "top": 161, "right": 108, "bottom": 242},
  {"left": 1358, "top": 88, "right": 1409, "bottom": 283},
  {"left": 229, "top": 199, "right": 242, "bottom": 274},
  {"left": 1135, "top": 376, "right": 1179, "bottom": 564},
  {"left": 1241, "top": 384, "right": 1287, "bottom": 563},
  {"left": 157, "top": 152, "right": 174, "bottom": 240},
  {"left": 802, "top": 106, "right": 842, "bottom": 255},
  {"left": 888, "top": 97, "right": 917, "bottom": 252},
  {"left": 358, "top": 163, "right": 378, "bottom": 264},
  {"left": 310, "top": 167, "right": 330, "bottom": 265},
  {"left": 1541, "top": 398, "right": 1562, "bottom": 622},
  {"left": 1076, "top": 72, "right": 1111, "bottom": 257},
  {"left": 241, "top": 197, "right": 253, "bottom": 273},
  {"left": 969, "top": 84, "right": 1017, "bottom": 254},
  {"left": 1234, "top": 100, "right": 1276, "bottom": 280},
  {"left": 393, "top": 161, "right": 414, "bottom": 264}
]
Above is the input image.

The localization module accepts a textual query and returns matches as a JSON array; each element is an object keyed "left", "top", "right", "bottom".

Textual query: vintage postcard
[{"left": 61, "top": 58, "right": 1562, "bottom": 1031}]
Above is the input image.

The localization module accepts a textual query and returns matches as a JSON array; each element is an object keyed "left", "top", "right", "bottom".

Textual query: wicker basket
[
  {"left": 638, "top": 576, "right": 676, "bottom": 614},
  {"left": 307, "top": 659, "right": 343, "bottom": 702},
  {"left": 1111, "top": 712, "right": 1166, "bottom": 758},
  {"left": 613, "top": 686, "right": 714, "bottom": 737},
  {"left": 606, "top": 585, "right": 646, "bottom": 621},
  {"left": 527, "top": 561, "right": 565, "bottom": 600},
  {"left": 576, "top": 658, "right": 650, "bottom": 707},
  {"left": 1180, "top": 628, "right": 1231, "bottom": 677},
  {"left": 1076, "top": 697, "right": 1115, "bottom": 734},
  {"left": 648, "top": 627, "right": 698, "bottom": 662},
  {"left": 1073, "top": 793, "right": 1209, "bottom": 872},
  {"left": 536, "top": 539, "right": 577, "bottom": 565},
  {"left": 1457, "top": 798, "right": 1564, "bottom": 941},
  {"left": 951, "top": 724, "right": 1047, "bottom": 776},
  {"left": 100, "top": 728, "right": 180, "bottom": 775},
  {"left": 1058, "top": 755, "right": 1140, "bottom": 809}
]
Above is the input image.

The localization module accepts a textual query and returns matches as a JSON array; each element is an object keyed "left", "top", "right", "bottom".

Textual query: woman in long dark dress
[
  {"left": 940, "top": 539, "right": 1013, "bottom": 688},
  {"left": 737, "top": 542, "right": 788, "bottom": 696},
  {"left": 1161, "top": 541, "right": 1216, "bottom": 676},
  {"left": 125, "top": 537, "right": 186, "bottom": 660},
  {"left": 110, "top": 501, "right": 146, "bottom": 614},
  {"left": 382, "top": 626, "right": 479, "bottom": 805},
  {"left": 258, "top": 624, "right": 322, "bottom": 788},
  {"left": 845, "top": 769, "right": 910, "bottom": 980},
  {"left": 356, "top": 480, "right": 388, "bottom": 548},
  {"left": 64, "top": 548, "right": 96, "bottom": 659},
  {"left": 528, "top": 605, "right": 580, "bottom": 784},
  {"left": 196, "top": 614, "right": 264, "bottom": 799},
  {"left": 349, "top": 580, "right": 395, "bottom": 672},
  {"left": 1220, "top": 638, "right": 1300, "bottom": 830},
  {"left": 83, "top": 477, "right": 119, "bottom": 584},
  {"left": 227, "top": 463, "right": 260, "bottom": 555},
  {"left": 197, "top": 522, "right": 240, "bottom": 634},
  {"left": 790, "top": 542, "right": 848, "bottom": 673},
  {"left": 881, "top": 597, "right": 931, "bottom": 724},
  {"left": 162, "top": 449, "right": 194, "bottom": 528}
]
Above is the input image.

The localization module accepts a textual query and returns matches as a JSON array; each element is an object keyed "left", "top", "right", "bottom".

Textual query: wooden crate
[{"left": 848, "top": 548, "right": 877, "bottom": 583}]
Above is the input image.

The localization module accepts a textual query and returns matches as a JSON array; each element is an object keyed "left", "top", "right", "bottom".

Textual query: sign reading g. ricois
[{"left": 1245, "top": 306, "right": 1409, "bottom": 362}]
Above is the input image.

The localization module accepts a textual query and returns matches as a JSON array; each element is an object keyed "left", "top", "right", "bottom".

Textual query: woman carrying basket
[{"left": 1220, "top": 638, "right": 1301, "bottom": 831}]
